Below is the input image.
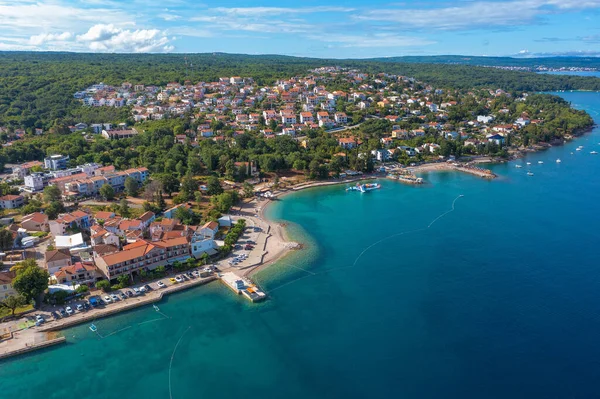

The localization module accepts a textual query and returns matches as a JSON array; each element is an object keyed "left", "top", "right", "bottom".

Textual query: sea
[{"left": 1, "top": 91, "right": 600, "bottom": 399}]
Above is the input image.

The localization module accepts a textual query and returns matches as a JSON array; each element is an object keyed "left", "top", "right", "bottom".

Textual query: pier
[
  {"left": 452, "top": 164, "right": 496, "bottom": 179},
  {"left": 220, "top": 272, "right": 267, "bottom": 302},
  {"left": 387, "top": 172, "right": 424, "bottom": 184}
]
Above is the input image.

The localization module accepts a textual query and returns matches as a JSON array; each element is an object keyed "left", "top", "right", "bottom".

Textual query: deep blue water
[
  {"left": 539, "top": 71, "right": 600, "bottom": 78},
  {"left": 1, "top": 91, "right": 600, "bottom": 399}
]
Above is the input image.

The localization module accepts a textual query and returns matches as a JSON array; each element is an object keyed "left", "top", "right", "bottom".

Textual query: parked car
[
  {"left": 65, "top": 306, "right": 74, "bottom": 315},
  {"left": 51, "top": 311, "right": 59, "bottom": 320},
  {"left": 139, "top": 286, "right": 147, "bottom": 293},
  {"left": 157, "top": 281, "right": 166, "bottom": 288},
  {"left": 234, "top": 244, "right": 242, "bottom": 250},
  {"left": 76, "top": 304, "right": 84, "bottom": 311},
  {"left": 59, "top": 308, "right": 67, "bottom": 317},
  {"left": 144, "top": 284, "right": 152, "bottom": 291},
  {"left": 244, "top": 244, "right": 254, "bottom": 250},
  {"left": 119, "top": 292, "right": 127, "bottom": 300},
  {"left": 110, "top": 294, "right": 119, "bottom": 302},
  {"left": 169, "top": 278, "right": 177, "bottom": 284},
  {"left": 35, "top": 315, "right": 45, "bottom": 324},
  {"left": 126, "top": 290, "right": 134, "bottom": 297},
  {"left": 175, "top": 276, "right": 183, "bottom": 283},
  {"left": 133, "top": 287, "right": 140, "bottom": 295},
  {"left": 82, "top": 302, "right": 90, "bottom": 310},
  {"left": 104, "top": 296, "right": 112, "bottom": 303}
]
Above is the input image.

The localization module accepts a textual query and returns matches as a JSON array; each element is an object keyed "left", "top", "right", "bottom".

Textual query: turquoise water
[
  {"left": 2, "top": 91, "right": 600, "bottom": 398},
  {"left": 539, "top": 71, "right": 600, "bottom": 78}
]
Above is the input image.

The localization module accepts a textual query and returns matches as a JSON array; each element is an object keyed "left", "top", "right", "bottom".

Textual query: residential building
[
  {"left": 0, "top": 271, "right": 16, "bottom": 300},
  {"left": 45, "top": 249, "right": 73, "bottom": 275},
  {"left": 21, "top": 212, "right": 49, "bottom": 232},
  {"left": 44, "top": 154, "right": 70, "bottom": 170},
  {"left": 101, "top": 128, "right": 139, "bottom": 140},
  {"left": 0, "top": 195, "right": 24, "bottom": 209},
  {"left": 198, "top": 221, "right": 219, "bottom": 239},
  {"left": 53, "top": 262, "right": 102, "bottom": 286}
]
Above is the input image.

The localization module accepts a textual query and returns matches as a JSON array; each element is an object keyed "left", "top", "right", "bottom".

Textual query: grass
[{"left": 0, "top": 303, "right": 34, "bottom": 319}]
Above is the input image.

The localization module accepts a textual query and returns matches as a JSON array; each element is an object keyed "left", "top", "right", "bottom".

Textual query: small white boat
[
  {"left": 538, "top": 161, "right": 544, "bottom": 164},
  {"left": 153, "top": 304, "right": 160, "bottom": 312},
  {"left": 515, "top": 164, "right": 522, "bottom": 168},
  {"left": 89, "top": 323, "right": 97, "bottom": 332},
  {"left": 526, "top": 162, "right": 531, "bottom": 165},
  {"left": 576, "top": 148, "right": 582, "bottom": 151},
  {"left": 591, "top": 151, "right": 598, "bottom": 155},
  {"left": 527, "top": 171, "right": 534, "bottom": 176},
  {"left": 556, "top": 159, "right": 561, "bottom": 163}
]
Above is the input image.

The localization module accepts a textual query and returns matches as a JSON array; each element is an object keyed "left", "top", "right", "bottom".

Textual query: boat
[
  {"left": 153, "top": 304, "right": 160, "bottom": 312},
  {"left": 538, "top": 161, "right": 544, "bottom": 164},
  {"left": 556, "top": 159, "right": 561, "bottom": 163},
  {"left": 526, "top": 162, "right": 531, "bottom": 165},
  {"left": 527, "top": 171, "right": 534, "bottom": 176},
  {"left": 89, "top": 323, "right": 97, "bottom": 332},
  {"left": 576, "top": 148, "right": 582, "bottom": 151},
  {"left": 515, "top": 165, "right": 522, "bottom": 168},
  {"left": 591, "top": 151, "right": 598, "bottom": 155},
  {"left": 346, "top": 183, "right": 381, "bottom": 192}
]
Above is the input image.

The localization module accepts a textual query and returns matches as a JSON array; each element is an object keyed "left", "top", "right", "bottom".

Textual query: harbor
[{"left": 387, "top": 171, "right": 424, "bottom": 184}]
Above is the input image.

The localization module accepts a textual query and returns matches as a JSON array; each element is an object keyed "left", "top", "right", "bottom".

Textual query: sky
[{"left": 0, "top": 0, "right": 599, "bottom": 58}]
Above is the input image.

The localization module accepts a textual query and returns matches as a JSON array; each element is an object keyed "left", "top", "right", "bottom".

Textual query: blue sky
[{"left": 0, "top": 0, "right": 599, "bottom": 57}]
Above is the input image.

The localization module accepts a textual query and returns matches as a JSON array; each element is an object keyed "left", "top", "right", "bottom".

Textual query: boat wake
[
  {"left": 169, "top": 326, "right": 192, "bottom": 399},
  {"left": 89, "top": 304, "right": 170, "bottom": 339},
  {"left": 267, "top": 194, "right": 465, "bottom": 294}
]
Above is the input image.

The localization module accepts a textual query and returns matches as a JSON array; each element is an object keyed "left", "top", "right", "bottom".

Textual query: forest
[{"left": 1, "top": 52, "right": 600, "bottom": 130}]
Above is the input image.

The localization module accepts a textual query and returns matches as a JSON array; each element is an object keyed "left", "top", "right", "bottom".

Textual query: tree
[
  {"left": 75, "top": 284, "right": 89, "bottom": 294},
  {"left": 124, "top": 177, "right": 139, "bottom": 197},
  {"left": 0, "top": 294, "right": 27, "bottom": 317},
  {"left": 156, "top": 174, "right": 180, "bottom": 197},
  {"left": 207, "top": 176, "right": 223, "bottom": 195},
  {"left": 0, "top": 229, "right": 14, "bottom": 251},
  {"left": 43, "top": 185, "right": 62, "bottom": 203},
  {"left": 99, "top": 184, "right": 115, "bottom": 200},
  {"left": 12, "top": 261, "right": 49, "bottom": 307},
  {"left": 180, "top": 173, "right": 198, "bottom": 199},
  {"left": 117, "top": 274, "right": 130, "bottom": 288},
  {"left": 119, "top": 199, "right": 131, "bottom": 218},
  {"left": 211, "top": 191, "right": 239, "bottom": 213},
  {"left": 242, "top": 182, "right": 254, "bottom": 198},
  {"left": 45, "top": 201, "right": 64, "bottom": 220},
  {"left": 96, "top": 280, "right": 111, "bottom": 292}
]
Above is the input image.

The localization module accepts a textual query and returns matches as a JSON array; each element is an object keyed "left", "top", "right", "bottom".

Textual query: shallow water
[{"left": 1, "top": 91, "right": 600, "bottom": 399}]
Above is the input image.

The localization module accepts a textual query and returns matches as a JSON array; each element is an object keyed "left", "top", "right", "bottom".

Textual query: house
[
  {"left": 53, "top": 262, "right": 101, "bottom": 286},
  {"left": 24, "top": 173, "right": 45, "bottom": 192},
  {"left": 338, "top": 137, "right": 358, "bottom": 149},
  {"left": 163, "top": 203, "right": 192, "bottom": 219},
  {"left": 45, "top": 249, "right": 73, "bottom": 275},
  {"left": 101, "top": 128, "right": 139, "bottom": 140},
  {"left": 21, "top": 212, "right": 49, "bottom": 232},
  {"left": 235, "top": 161, "right": 259, "bottom": 177},
  {"left": 218, "top": 215, "right": 233, "bottom": 227},
  {"left": 0, "top": 271, "right": 17, "bottom": 300},
  {"left": 486, "top": 134, "right": 505, "bottom": 146},
  {"left": 300, "top": 112, "right": 314, "bottom": 124},
  {"left": 198, "top": 221, "right": 219, "bottom": 239},
  {"left": 49, "top": 211, "right": 91, "bottom": 237},
  {"left": 55, "top": 233, "right": 85, "bottom": 250},
  {"left": 44, "top": 154, "right": 70, "bottom": 170},
  {"left": 477, "top": 115, "right": 494, "bottom": 124},
  {"left": 334, "top": 112, "right": 348, "bottom": 124},
  {"left": 94, "top": 211, "right": 116, "bottom": 222},
  {"left": 371, "top": 149, "right": 390, "bottom": 162},
  {"left": 90, "top": 225, "right": 120, "bottom": 247},
  {"left": 0, "top": 195, "right": 24, "bottom": 209},
  {"left": 137, "top": 211, "right": 156, "bottom": 230}
]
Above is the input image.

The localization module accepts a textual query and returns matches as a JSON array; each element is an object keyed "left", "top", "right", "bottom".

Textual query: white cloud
[
  {"left": 29, "top": 32, "right": 72, "bottom": 46},
  {"left": 77, "top": 24, "right": 174, "bottom": 53},
  {"left": 356, "top": 0, "right": 600, "bottom": 30},
  {"left": 209, "top": 6, "right": 355, "bottom": 16},
  {"left": 312, "top": 33, "right": 436, "bottom": 48}
]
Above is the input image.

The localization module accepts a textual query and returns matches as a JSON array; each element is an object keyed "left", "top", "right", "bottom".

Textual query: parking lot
[{"left": 32, "top": 267, "right": 216, "bottom": 326}]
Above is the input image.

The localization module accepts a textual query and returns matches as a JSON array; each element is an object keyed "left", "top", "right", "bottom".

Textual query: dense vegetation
[{"left": 1, "top": 52, "right": 600, "bottom": 130}]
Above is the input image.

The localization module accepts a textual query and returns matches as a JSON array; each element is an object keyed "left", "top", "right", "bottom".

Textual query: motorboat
[
  {"left": 89, "top": 323, "right": 98, "bottom": 332},
  {"left": 515, "top": 164, "right": 522, "bottom": 168},
  {"left": 527, "top": 171, "right": 534, "bottom": 176},
  {"left": 556, "top": 159, "right": 561, "bottom": 163},
  {"left": 526, "top": 162, "right": 531, "bottom": 165},
  {"left": 591, "top": 151, "right": 598, "bottom": 155},
  {"left": 538, "top": 161, "right": 544, "bottom": 164}
]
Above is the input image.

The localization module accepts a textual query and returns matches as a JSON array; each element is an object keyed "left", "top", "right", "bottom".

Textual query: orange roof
[
  {"left": 201, "top": 221, "right": 219, "bottom": 230},
  {"left": 0, "top": 194, "right": 23, "bottom": 201},
  {"left": 95, "top": 211, "right": 115, "bottom": 220},
  {"left": 102, "top": 241, "right": 157, "bottom": 266},
  {"left": 22, "top": 212, "right": 47, "bottom": 224}
]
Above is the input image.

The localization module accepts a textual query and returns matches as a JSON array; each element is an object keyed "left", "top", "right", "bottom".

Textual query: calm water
[
  {"left": 539, "top": 71, "right": 600, "bottom": 78},
  {"left": 1, "top": 92, "right": 600, "bottom": 399}
]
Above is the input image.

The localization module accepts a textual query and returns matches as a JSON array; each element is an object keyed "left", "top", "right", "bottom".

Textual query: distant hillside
[
  {"left": 367, "top": 55, "right": 600, "bottom": 69},
  {"left": 1, "top": 52, "right": 600, "bottom": 129}
]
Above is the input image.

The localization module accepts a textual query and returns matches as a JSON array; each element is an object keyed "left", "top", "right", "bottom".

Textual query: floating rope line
[
  {"left": 169, "top": 326, "right": 192, "bottom": 399},
  {"left": 266, "top": 195, "right": 464, "bottom": 294},
  {"left": 90, "top": 303, "right": 171, "bottom": 339}
]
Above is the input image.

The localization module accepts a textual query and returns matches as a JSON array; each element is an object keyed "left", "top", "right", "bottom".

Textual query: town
[{"left": 0, "top": 65, "right": 593, "bottom": 359}]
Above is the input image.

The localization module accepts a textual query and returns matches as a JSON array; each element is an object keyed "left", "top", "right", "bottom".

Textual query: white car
[
  {"left": 35, "top": 315, "right": 45, "bottom": 323},
  {"left": 76, "top": 304, "right": 84, "bottom": 311},
  {"left": 104, "top": 296, "right": 112, "bottom": 303},
  {"left": 157, "top": 281, "right": 166, "bottom": 288},
  {"left": 65, "top": 306, "right": 74, "bottom": 315},
  {"left": 175, "top": 276, "right": 183, "bottom": 283},
  {"left": 110, "top": 294, "right": 119, "bottom": 302},
  {"left": 139, "top": 286, "right": 147, "bottom": 293}
]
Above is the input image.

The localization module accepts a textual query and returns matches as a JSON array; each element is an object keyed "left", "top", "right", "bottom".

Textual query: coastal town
[{"left": 0, "top": 65, "right": 594, "bottom": 360}]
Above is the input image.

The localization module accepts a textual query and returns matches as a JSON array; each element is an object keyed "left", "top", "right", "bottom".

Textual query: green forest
[{"left": 1, "top": 52, "right": 600, "bottom": 130}]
